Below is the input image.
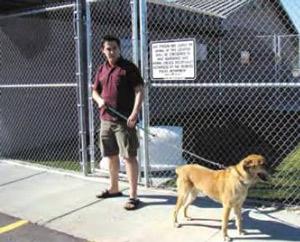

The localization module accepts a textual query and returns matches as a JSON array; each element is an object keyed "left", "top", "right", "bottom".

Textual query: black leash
[
  {"left": 106, "top": 106, "right": 156, "bottom": 138},
  {"left": 104, "top": 106, "right": 225, "bottom": 169}
]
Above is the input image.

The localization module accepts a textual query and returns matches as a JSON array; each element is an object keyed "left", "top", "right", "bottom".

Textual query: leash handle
[{"left": 106, "top": 106, "right": 156, "bottom": 138}]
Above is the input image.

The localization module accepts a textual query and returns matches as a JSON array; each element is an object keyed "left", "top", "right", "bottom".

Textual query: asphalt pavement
[{"left": 0, "top": 212, "right": 88, "bottom": 242}]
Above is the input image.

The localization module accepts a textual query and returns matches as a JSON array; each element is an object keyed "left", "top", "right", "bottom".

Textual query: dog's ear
[
  {"left": 258, "top": 157, "right": 266, "bottom": 166},
  {"left": 243, "top": 159, "right": 253, "bottom": 170}
]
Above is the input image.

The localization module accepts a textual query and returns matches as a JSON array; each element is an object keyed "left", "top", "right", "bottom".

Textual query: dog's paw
[{"left": 185, "top": 216, "right": 192, "bottom": 221}]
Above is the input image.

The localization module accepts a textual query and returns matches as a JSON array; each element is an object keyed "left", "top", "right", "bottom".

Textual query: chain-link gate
[
  {"left": 0, "top": 3, "right": 81, "bottom": 171},
  {"left": 89, "top": 0, "right": 137, "bottom": 175}
]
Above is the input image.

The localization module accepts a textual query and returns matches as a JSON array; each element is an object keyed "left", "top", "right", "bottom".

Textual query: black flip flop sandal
[
  {"left": 124, "top": 198, "right": 140, "bottom": 210},
  {"left": 96, "top": 189, "right": 123, "bottom": 199}
]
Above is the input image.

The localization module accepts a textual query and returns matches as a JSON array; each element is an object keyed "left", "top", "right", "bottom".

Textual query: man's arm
[
  {"left": 127, "top": 84, "right": 144, "bottom": 128},
  {"left": 92, "top": 89, "right": 105, "bottom": 108}
]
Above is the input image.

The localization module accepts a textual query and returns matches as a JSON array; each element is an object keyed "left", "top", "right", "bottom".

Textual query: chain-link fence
[
  {"left": 0, "top": 0, "right": 299, "bottom": 207},
  {"left": 145, "top": 0, "right": 300, "bottom": 206},
  {"left": 0, "top": 3, "right": 81, "bottom": 171}
]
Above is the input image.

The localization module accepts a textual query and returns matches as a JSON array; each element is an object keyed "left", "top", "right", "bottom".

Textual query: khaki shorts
[{"left": 99, "top": 120, "right": 139, "bottom": 158}]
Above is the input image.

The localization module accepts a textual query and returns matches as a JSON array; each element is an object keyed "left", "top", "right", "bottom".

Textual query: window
[
  {"left": 197, "top": 43, "right": 207, "bottom": 61},
  {"left": 292, "top": 59, "right": 300, "bottom": 78},
  {"left": 241, "top": 50, "right": 250, "bottom": 64}
]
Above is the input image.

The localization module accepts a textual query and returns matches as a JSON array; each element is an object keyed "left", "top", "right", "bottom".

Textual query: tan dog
[{"left": 173, "top": 154, "right": 268, "bottom": 241}]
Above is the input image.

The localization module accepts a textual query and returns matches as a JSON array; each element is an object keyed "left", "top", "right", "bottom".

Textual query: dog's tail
[
  {"left": 175, "top": 165, "right": 188, "bottom": 178},
  {"left": 175, "top": 165, "right": 192, "bottom": 188},
  {"left": 175, "top": 166, "right": 183, "bottom": 176}
]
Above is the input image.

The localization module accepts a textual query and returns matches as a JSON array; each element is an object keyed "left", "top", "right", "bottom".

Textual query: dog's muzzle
[{"left": 257, "top": 171, "right": 269, "bottom": 182}]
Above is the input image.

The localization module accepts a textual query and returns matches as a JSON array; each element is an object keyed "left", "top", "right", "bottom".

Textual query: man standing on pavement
[{"left": 92, "top": 35, "right": 144, "bottom": 210}]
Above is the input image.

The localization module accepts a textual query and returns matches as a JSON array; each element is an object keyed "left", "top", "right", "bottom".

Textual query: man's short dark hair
[{"left": 101, "top": 35, "right": 121, "bottom": 48}]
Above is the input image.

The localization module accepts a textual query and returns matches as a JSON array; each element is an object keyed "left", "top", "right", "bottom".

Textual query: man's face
[{"left": 101, "top": 41, "right": 120, "bottom": 65}]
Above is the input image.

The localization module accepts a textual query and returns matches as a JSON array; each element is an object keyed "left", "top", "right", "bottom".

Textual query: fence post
[
  {"left": 139, "top": 0, "right": 150, "bottom": 187},
  {"left": 74, "top": 0, "right": 90, "bottom": 175},
  {"left": 131, "top": 0, "right": 140, "bottom": 66},
  {"left": 130, "top": 0, "right": 143, "bottom": 182},
  {"left": 298, "top": 36, "right": 300, "bottom": 75},
  {"left": 85, "top": 0, "right": 96, "bottom": 173}
]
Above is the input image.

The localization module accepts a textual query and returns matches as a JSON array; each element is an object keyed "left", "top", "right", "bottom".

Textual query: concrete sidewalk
[{"left": 0, "top": 160, "right": 299, "bottom": 242}]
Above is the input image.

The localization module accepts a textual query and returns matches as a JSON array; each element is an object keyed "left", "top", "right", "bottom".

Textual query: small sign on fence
[{"left": 150, "top": 39, "right": 196, "bottom": 80}]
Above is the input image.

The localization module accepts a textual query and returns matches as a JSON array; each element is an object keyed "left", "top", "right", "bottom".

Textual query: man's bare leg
[
  {"left": 124, "top": 156, "right": 138, "bottom": 199},
  {"left": 107, "top": 155, "right": 120, "bottom": 193}
]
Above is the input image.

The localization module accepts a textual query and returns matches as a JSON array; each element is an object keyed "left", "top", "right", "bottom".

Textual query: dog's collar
[{"left": 232, "top": 167, "right": 251, "bottom": 187}]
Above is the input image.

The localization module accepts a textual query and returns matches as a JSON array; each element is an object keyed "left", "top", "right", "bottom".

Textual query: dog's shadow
[
  {"left": 233, "top": 209, "right": 300, "bottom": 241},
  {"left": 137, "top": 195, "right": 223, "bottom": 229},
  {"left": 138, "top": 195, "right": 300, "bottom": 241},
  {"left": 138, "top": 194, "right": 221, "bottom": 209},
  {"left": 181, "top": 207, "right": 300, "bottom": 241}
]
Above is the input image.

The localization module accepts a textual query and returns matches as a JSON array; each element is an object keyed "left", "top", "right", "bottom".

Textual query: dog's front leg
[
  {"left": 222, "top": 206, "right": 231, "bottom": 241},
  {"left": 233, "top": 205, "right": 245, "bottom": 235}
]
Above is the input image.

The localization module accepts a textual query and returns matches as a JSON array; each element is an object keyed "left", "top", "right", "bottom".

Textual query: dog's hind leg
[
  {"left": 173, "top": 194, "right": 185, "bottom": 227},
  {"left": 173, "top": 180, "right": 191, "bottom": 227},
  {"left": 183, "top": 189, "right": 198, "bottom": 220}
]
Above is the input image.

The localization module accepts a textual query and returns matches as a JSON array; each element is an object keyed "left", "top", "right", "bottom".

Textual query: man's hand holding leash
[{"left": 127, "top": 112, "right": 138, "bottom": 128}]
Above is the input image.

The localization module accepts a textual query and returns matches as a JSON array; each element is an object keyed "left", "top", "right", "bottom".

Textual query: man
[{"left": 92, "top": 35, "right": 144, "bottom": 210}]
